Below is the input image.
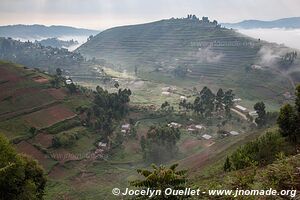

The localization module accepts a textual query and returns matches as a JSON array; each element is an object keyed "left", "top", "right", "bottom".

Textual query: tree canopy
[{"left": 0, "top": 134, "right": 47, "bottom": 200}]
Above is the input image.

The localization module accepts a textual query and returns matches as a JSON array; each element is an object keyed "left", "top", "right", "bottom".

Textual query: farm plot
[
  {"left": 23, "top": 104, "right": 76, "bottom": 129},
  {"left": 46, "top": 88, "right": 67, "bottom": 100},
  {"left": 15, "top": 141, "right": 57, "bottom": 172},
  {"left": 0, "top": 90, "right": 55, "bottom": 115},
  {"left": 30, "top": 132, "right": 54, "bottom": 148}
]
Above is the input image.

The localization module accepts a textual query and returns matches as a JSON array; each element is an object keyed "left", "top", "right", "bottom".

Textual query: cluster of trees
[
  {"left": 179, "top": 87, "right": 234, "bottom": 118},
  {"left": 279, "top": 51, "right": 297, "bottom": 68},
  {"left": 140, "top": 125, "right": 181, "bottom": 164},
  {"left": 0, "top": 134, "right": 46, "bottom": 200},
  {"left": 224, "top": 131, "right": 286, "bottom": 172},
  {"left": 52, "top": 131, "right": 81, "bottom": 148},
  {"left": 82, "top": 86, "right": 131, "bottom": 140},
  {"left": 277, "top": 85, "right": 300, "bottom": 143},
  {"left": 35, "top": 38, "right": 79, "bottom": 49},
  {"left": 161, "top": 101, "right": 174, "bottom": 113}
]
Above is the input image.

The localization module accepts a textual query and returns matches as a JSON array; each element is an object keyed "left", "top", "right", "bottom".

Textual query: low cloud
[{"left": 193, "top": 47, "right": 224, "bottom": 63}]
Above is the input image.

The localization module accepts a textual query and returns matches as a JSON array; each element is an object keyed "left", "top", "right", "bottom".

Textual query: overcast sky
[{"left": 0, "top": 0, "right": 300, "bottom": 30}]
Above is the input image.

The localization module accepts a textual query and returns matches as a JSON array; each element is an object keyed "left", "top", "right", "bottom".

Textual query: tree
[
  {"left": 142, "top": 125, "right": 181, "bottom": 163},
  {"left": 161, "top": 101, "right": 173, "bottom": 113},
  {"left": 224, "top": 156, "right": 232, "bottom": 172},
  {"left": 215, "top": 88, "right": 224, "bottom": 111},
  {"left": 50, "top": 76, "right": 60, "bottom": 88},
  {"left": 56, "top": 68, "right": 62, "bottom": 76},
  {"left": 66, "top": 82, "right": 77, "bottom": 94},
  {"left": 254, "top": 102, "right": 266, "bottom": 127},
  {"left": 277, "top": 104, "right": 297, "bottom": 142},
  {"left": 223, "top": 90, "right": 234, "bottom": 115},
  {"left": 114, "top": 82, "right": 119, "bottom": 89},
  {"left": 0, "top": 134, "right": 47, "bottom": 200},
  {"left": 130, "top": 164, "right": 188, "bottom": 200},
  {"left": 194, "top": 87, "right": 215, "bottom": 117},
  {"left": 29, "top": 127, "right": 37, "bottom": 136},
  {"left": 140, "top": 135, "right": 146, "bottom": 151}
]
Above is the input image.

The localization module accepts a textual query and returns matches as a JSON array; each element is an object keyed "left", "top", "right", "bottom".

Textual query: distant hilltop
[
  {"left": 222, "top": 17, "right": 300, "bottom": 29},
  {"left": 0, "top": 24, "right": 100, "bottom": 39}
]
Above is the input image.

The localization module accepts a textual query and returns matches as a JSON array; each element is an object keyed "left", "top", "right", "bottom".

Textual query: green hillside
[{"left": 77, "top": 17, "right": 300, "bottom": 110}]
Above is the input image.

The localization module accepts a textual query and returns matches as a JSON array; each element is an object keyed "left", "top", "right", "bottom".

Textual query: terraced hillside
[
  {"left": 77, "top": 17, "right": 300, "bottom": 110},
  {"left": 0, "top": 61, "right": 92, "bottom": 170},
  {"left": 0, "top": 60, "right": 258, "bottom": 199}
]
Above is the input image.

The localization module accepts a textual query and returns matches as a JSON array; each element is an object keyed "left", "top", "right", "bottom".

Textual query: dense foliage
[
  {"left": 141, "top": 125, "right": 181, "bottom": 164},
  {"left": 225, "top": 85, "right": 300, "bottom": 171},
  {"left": 131, "top": 164, "right": 188, "bottom": 200},
  {"left": 277, "top": 85, "right": 300, "bottom": 143},
  {"left": 0, "top": 134, "right": 47, "bottom": 200},
  {"left": 80, "top": 86, "right": 131, "bottom": 140},
  {"left": 179, "top": 86, "right": 234, "bottom": 118}
]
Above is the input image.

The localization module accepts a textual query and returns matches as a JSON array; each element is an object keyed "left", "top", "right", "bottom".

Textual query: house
[
  {"left": 195, "top": 125, "right": 205, "bottom": 130},
  {"left": 233, "top": 98, "right": 242, "bottom": 102},
  {"left": 162, "top": 87, "right": 171, "bottom": 92},
  {"left": 249, "top": 111, "right": 258, "bottom": 117},
  {"left": 187, "top": 128, "right": 196, "bottom": 132},
  {"left": 235, "top": 105, "right": 247, "bottom": 113},
  {"left": 121, "top": 123, "right": 131, "bottom": 134},
  {"left": 202, "top": 134, "right": 212, "bottom": 140},
  {"left": 121, "top": 130, "right": 127, "bottom": 134},
  {"left": 98, "top": 142, "right": 107, "bottom": 148},
  {"left": 251, "top": 65, "right": 263, "bottom": 70},
  {"left": 65, "top": 79, "right": 72, "bottom": 85},
  {"left": 122, "top": 124, "right": 130, "bottom": 130},
  {"left": 230, "top": 131, "right": 240, "bottom": 136},
  {"left": 168, "top": 122, "right": 182, "bottom": 128},
  {"left": 161, "top": 86, "right": 177, "bottom": 92},
  {"left": 283, "top": 92, "right": 292, "bottom": 99},
  {"left": 180, "top": 96, "right": 187, "bottom": 101},
  {"left": 162, "top": 91, "right": 171, "bottom": 96}
]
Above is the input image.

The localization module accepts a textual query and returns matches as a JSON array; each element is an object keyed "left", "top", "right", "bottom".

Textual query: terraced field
[{"left": 77, "top": 18, "right": 300, "bottom": 110}]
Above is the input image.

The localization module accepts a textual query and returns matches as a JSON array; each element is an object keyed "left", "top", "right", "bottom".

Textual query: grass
[{"left": 0, "top": 117, "right": 30, "bottom": 140}]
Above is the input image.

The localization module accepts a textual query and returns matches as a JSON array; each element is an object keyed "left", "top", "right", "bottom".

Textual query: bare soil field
[
  {"left": 23, "top": 104, "right": 76, "bottom": 129},
  {"left": 30, "top": 132, "right": 53, "bottom": 148},
  {"left": 15, "top": 141, "right": 56, "bottom": 171},
  {"left": 46, "top": 88, "right": 67, "bottom": 100},
  {"left": 32, "top": 76, "right": 49, "bottom": 83}
]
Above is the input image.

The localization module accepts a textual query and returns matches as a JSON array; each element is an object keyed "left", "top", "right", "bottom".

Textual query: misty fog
[
  {"left": 238, "top": 28, "right": 300, "bottom": 50},
  {"left": 14, "top": 35, "right": 89, "bottom": 51}
]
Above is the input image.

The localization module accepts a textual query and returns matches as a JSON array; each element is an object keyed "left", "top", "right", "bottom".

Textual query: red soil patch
[
  {"left": 31, "top": 132, "right": 53, "bottom": 148},
  {"left": 180, "top": 138, "right": 202, "bottom": 152},
  {"left": 0, "top": 67, "right": 23, "bottom": 82},
  {"left": 23, "top": 104, "right": 76, "bottom": 129},
  {"left": 15, "top": 141, "right": 53, "bottom": 170},
  {"left": 32, "top": 76, "right": 48, "bottom": 83},
  {"left": 46, "top": 88, "right": 67, "bottom": 100},
  {"left": 179, "top": 149, "right": 212, "bottom": 171},
  {"left": 14, "top": 87, "right": 40, "bottom": 96}
]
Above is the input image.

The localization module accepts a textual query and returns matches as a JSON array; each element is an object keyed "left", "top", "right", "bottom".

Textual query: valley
[{"left": 0, "top": 14, "right": 300, "bottom": 200}]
